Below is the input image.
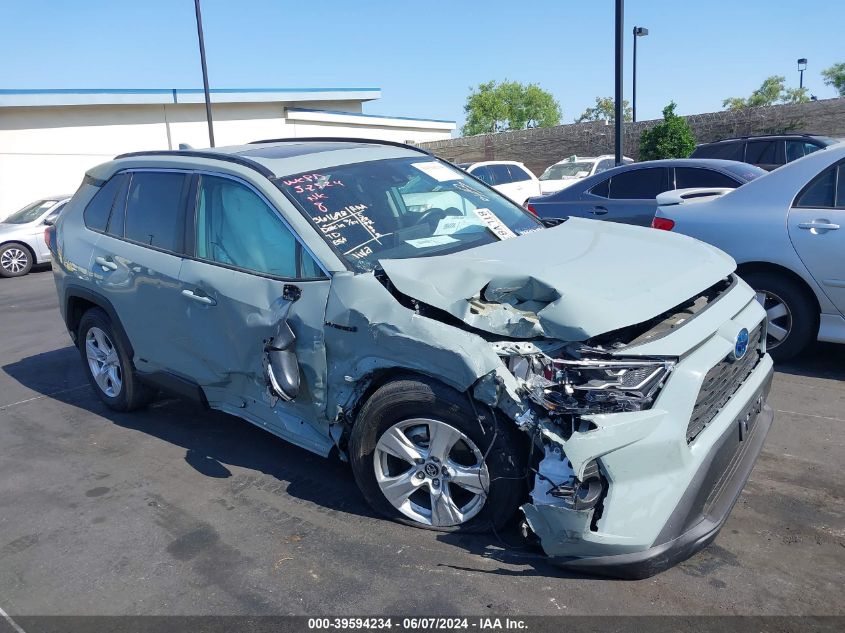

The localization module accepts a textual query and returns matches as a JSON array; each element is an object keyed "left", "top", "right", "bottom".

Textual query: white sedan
[
  {"left": 654, "top": 142, "right": 845, "bottom": 360},
  {"left": 539, "top": 154, "right": 633, "bottom": 194},
  {"left": 456, "top": 161, "right": 541, "bottom": 205}
]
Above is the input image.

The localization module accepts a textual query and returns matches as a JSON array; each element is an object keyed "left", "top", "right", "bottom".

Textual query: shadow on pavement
[{"left": 775, "top": 342, "right": 845, "bottom": 381}]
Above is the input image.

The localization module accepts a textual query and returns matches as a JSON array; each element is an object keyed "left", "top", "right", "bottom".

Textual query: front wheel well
[{"left": 735, "top": 261, "right": 820, "bottom": 315}]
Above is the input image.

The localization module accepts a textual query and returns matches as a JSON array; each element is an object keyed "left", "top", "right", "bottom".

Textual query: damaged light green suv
[{"left": 50, "top": 139, "right": 774, "bottom": 578}]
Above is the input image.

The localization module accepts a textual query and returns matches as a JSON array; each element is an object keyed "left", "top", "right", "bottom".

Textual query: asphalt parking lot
[{"left": 0, "top": 267, "right": 843, "bottom": 616}]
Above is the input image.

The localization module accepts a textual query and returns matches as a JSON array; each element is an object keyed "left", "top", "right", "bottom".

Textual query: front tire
[
  {"left": 77, "top": 308, "right": 155, "bottom": 411},
  {"left": 743, "top": 271, "right": 817, "bottom": 361},
  {"left": 0, "top": 243, "right": 33, "bottom": 277},
  {"left": 349, "top": 378, "right": 525, "bottom": 532}
]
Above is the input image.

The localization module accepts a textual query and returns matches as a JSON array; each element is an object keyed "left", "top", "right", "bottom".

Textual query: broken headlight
[{"left": 505, "top": 348, "right": 674, "bottom": 414}]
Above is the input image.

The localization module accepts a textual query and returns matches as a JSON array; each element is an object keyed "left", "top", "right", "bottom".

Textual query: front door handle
[
  {"left": 589, "top": 206, "right": 608, "bottom": 215},
  {"left": 798, "top": 220, "right": 840, "bottom": 232},
  {"left": 95, "top": 256, "right": 117, "bottom": 271},
  {"left": 181, "top": 288, "right": 217, "bottom": 306}
]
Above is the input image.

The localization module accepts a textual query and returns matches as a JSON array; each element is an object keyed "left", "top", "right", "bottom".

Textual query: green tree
[
  {"left": 821, "top": 62, "right": 845, "bottom": 96},
  {"left": 639, "top": 102, "right": 696, "bottom": 160},
  {"left": 575, "top": 96, "right": 632, "bottom": 123},
  {"left": 722, "top": 75, "right": 809, "bottom": 110},
  {"left": 462, "top": 80, "right": 561, "bottom": 136}
]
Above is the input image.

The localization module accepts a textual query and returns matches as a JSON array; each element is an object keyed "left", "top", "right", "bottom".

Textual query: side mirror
[{"left": 43, "top": 214, "right": 59, "bottom": 226}]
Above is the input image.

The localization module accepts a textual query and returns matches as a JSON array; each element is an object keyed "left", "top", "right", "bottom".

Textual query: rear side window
[
  {"left": 470, "top": 165, "right": 494, "bottom": 185},
  {"left": 489, "top": 164, "right": 514, "bottom": 184},
  {"left": 675, "top": 168, "right": 741, "bottom": 189},
  {"left": 507, "top": 164, "right": 532, "bottom": 182},
  {"left": 608, "top": 168, "right": 669, "bottom": 199},
  {"left": 745, "top": 140, "right": 777, "bottom": 165},
  {"left": 589, "top": 178, "right": 610, "bottom": 197},
  {"left": 124, "top": 172, "right": 189, "bottom": 253},
  {"left": 83, "top": 175, "right": 127, "bottom": 232},
  {"left": 794, "top": 164, "right": 842, "bottom": 208},
  {"left": 691, "top": 142, "right": 743, "bottom": 161}
]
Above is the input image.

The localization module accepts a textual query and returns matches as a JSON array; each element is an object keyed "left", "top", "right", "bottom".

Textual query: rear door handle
[
  {"left": 94, "top": 256, "right": 117, "bottom": 271},
  {"left": 798, "top": 220, "right": 840, "bottom": 232},
  {"left": 181, "top": 288, "right": 217, "bottom": 306},
  {"left": 589, "top": 206, "right": 608, "bottom": 215}
]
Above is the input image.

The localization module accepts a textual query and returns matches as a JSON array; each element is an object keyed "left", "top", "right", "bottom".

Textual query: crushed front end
[{"left": 487, "top": 275, "right": 774, "bottom": 578}]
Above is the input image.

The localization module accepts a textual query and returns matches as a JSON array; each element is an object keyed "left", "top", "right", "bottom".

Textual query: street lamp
[
  {"left": 632, "top": 26, "right": 649, "bottom": 123},
  {"left": 194, "top": 0, "right": 215, "bottom": 147},
  {"left": 614, "top": 0, "right": 624, "bottom": 166},
  {"left": 797, "top": 58, "right": 808, "bottom": 90}
]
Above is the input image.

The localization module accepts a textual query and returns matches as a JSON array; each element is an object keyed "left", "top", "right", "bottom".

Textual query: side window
[
  {"left": 794, "top": 164, "right": 839, "bottom": 208},
  {"left": 83, "top": 174, "right": 127, "bottom": 232},
  {"left": 675, "top": 168, "right": 741, "bottom": 189},
  {"left": 594, "top": 159, "right": 614, "bottom": 175},
  {"left": 745, "top": 140, "right": 777, "bottom": 165},
  {"left": 471, "top": 165, "right": 494, "bottom": 186},
  {"left": 608, "top": 168, "right": 669, "bottom": 199},
  {"left": 785, "top": 140, "right": 807, "bottom": 162},
  {"left": 124, "top": 172, "right": 188, "bottom": 252},
  {"left": 691, "top": 142, "right": 743, "bottom": 161},
  {"left": 589, "top": 178, "right": 610, "bottom": 197},
  {"left": 489, "top": 164, "right": 514, "bottom": 184},
  {"left": 196, "top": 175, "right": 311, "bottom": 278},
  {"left": 507, "top": 165, "right": 531, "bottom": 182}
]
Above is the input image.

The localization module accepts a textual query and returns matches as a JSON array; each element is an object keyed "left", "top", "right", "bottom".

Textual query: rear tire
[
  {"left": 349, "top": 377, "right": 526, "bottom": 533},
  {"left": 0, "top": 243, "right": 33, "bottom": 277},
  {"left": 742, "top": 271, "right": 817, "bottom": 361},
  {"left": 77, "top": 308, "right": 156, "bottom": 411}
]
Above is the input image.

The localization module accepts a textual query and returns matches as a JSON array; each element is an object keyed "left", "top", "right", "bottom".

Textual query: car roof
[
  {"left": 465, "top": 160, "right": 525, "bottom": 167},
  {"left": 695, "top": 133, "right": 835, "bottom": 146},
  {"left": 115, "top": 138, "right": 433, "bottom": 179}
]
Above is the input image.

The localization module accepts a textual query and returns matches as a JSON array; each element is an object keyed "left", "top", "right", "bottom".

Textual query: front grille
[{"left": 686, "top": 325, "right": 763, "bottom": 443}]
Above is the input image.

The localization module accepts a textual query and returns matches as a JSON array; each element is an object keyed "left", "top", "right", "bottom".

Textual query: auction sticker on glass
[
  {"left": 473, "top": 208, "right": 517, "bottom": 240},
  {"left": 411, "top": 161, "right": 462, "bottom": 182}
]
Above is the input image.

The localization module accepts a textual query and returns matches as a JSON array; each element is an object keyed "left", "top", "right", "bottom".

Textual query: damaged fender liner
[{"left": 544, "top": 377, "right": 773, "bottom": 580}]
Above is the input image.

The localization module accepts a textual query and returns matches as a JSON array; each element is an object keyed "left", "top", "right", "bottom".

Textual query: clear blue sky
[{"left": 2, "top": 0, "right": 843, "bottom": 132}]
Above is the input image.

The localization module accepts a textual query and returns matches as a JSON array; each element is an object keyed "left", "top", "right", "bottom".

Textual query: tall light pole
[
  {"left": 798, "top": 58, "right": 808, "bottom": 90},
  {"left": 194, "top": 0, "right": 215, "bottom": 147},
  {"left": 632, "top": 26, "right": 649, "bottom": 123},
  {"left": 614, "top": 0, "right": 624, "bottom": 166}
]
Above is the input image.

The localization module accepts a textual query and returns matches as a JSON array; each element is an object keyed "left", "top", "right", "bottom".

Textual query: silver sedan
[
  {"left": 654, "top": 143, "right": 845, "bottom": 360},
  {"left": 0, "top": 196, "right": 70, "bottom": 277}
]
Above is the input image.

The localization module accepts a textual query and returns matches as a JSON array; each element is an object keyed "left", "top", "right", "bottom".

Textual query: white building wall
[{"left": 0, "top": 101, "right": 454, "bottom": 217}]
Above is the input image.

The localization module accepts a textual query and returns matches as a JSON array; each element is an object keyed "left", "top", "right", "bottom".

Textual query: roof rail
[
  {"left": 113, "top": 149, "right": 275, "bottom": 178},
  {"left": 706, "top": 132, "right": 825, "bottom": 143},
  {"left": 247, "top": 136, "right": 433, "bottom": 155}
]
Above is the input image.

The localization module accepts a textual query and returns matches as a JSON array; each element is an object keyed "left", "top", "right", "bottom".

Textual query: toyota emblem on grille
[{"left": 732, "top": 328, "right": 750, "bottom": 361}]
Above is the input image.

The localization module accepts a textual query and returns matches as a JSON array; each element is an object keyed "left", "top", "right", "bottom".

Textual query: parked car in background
[
  {"left": 0, "top": 195, "right": 70, "bottom": 277},
  {"left": 49, "top": 138, "right": 773, "bottom": 577},
  {"left": 456, "top": 160, "right": 541, "bottom": 205},
  {"left": 654, "top": 142, "right": 845, "bottom": 360},
  {"left": 689, "top": 134, "right": 835, "bottom": 171},
  {"left": 538, "top": 154, "right": 633, "bottom": 194},
  {"left": 527, "top": 159, "right": 765, "bottom": 226}
]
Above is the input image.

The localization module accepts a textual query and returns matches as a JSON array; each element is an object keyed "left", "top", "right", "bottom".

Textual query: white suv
[
  {"left": 457, "top": 161, "right": 541, "bottom": 205},
  {"left": 539, "top": 155, "right": 633, "bottom": 195}
]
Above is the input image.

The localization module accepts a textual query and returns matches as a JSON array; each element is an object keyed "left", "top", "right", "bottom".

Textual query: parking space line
[
  {"left": 775, "top": 409, "right": 845, "bottom": 423},
  {"left": 0, "top": 385, "right": 89, "bottom": 412},
  {"left": 0, "top": 606, "right": 26, "bottom": 633}
]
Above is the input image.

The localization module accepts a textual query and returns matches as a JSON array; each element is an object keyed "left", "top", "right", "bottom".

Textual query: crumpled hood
[{"left": 379, "top": 217, "right": 735, "bottom": 341}]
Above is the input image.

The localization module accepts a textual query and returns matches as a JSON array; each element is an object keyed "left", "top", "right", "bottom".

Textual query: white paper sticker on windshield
[
  {"left": 411, "top": 161, "right": 462, "bottom": 182},
  {"left": 405, "top": 235, "right": 459, "bottom": 249},
  {"left": 433, "top": 216, "right": 483, "bottom": 235},
  {"left": 473, "top": 208, "right": 517, "bottom": 240}
]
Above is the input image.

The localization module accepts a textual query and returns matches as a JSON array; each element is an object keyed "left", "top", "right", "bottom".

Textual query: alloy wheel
[
  {"left": 373, "top": 418, "right": 489, "bottom": 527},
  {"left": 1, "top": 247, "right": 29, "bottom": 274},
  {"left": 85, "top": 327, "right": 122, "bottom": 397},
  {"left": 755, "top": 290, "right": 793, "bottom": 350}
]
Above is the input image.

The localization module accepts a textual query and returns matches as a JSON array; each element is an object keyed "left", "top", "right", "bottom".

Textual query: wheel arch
[
  {"left": 64, "top": 285, "right": 135, "bottom": 358},
  {"left": 0, "top": 240, "right": 36, "bottom": 264},
  {"left": 735, "top": 261, "right": 821, "bottom": 317}
]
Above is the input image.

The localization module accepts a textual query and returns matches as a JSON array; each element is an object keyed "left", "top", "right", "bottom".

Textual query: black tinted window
[
  {"left": 507, "top": 164, "right": 531, "bottom": 182},
  {"left": 589, "top": 179, "right": 610, "bottom": 197},
  {"left": 675, "top": 168, "right": 741, "bottom": 189},
  {"left": 745, "top": 140, "right": 777, "bottom": 165},
  {"left": 83, "top": 175, "right": 126, "bottom": 232},
  {"left": 608, "top": 168, "right": 669, "bottom": 199},
  {"left": 471, "top": 165, "right": 494, "bottom": 185},
  {"left": 795, "top": 165, "right": 836, "bottom": 208},
  {"left": 691, "top": 142, "right": 743, "bottom": 161},
  {"left": 489, "top": 164, "right": 513, "bottom": 184},
  {"left": 124, "top": 172, "right": 188, "bottom": 252}
]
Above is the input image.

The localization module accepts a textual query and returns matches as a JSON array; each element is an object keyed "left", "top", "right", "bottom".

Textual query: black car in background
[
  {"left": 526, "top": 159, "right": 765, "bottom": 226},
  {"left": 689, "top": 134, "right": 836, "bottom": 171}
]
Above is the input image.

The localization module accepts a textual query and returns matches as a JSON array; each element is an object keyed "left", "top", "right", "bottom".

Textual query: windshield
[
  {"left": 540, "top": 163, "right": 593, "bottom": 180},
  {"left": 3, "top": 199, "right": 59, "bottom": 224},
  {"left": 277, "top": 157, "right": 543, "bottom": 272}
]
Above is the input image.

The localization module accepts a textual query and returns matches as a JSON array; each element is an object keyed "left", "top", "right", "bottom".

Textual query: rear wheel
[
  {"left": 0, "top": 243, "right": 33, "bottom": 277},
  {"left": 742, "top": 271, "right": 817, "bottom": 361},
  {"left": 349, "top": 378, "right": 526, "bottom": 532},
  {"left": 77, "top": 308, "right": 156, "bottom": 411}
]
